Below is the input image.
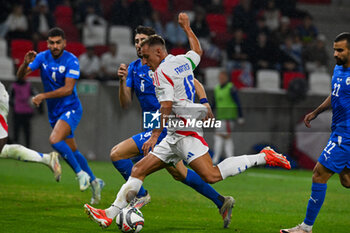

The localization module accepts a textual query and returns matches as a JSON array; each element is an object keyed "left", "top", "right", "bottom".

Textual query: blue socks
[
  {"left": 182, "top": 169, "right": 223, "bottom": 209},
  {"left": 52, "top": 141, "right": 81, "bottom": 173},
  {"left": 304, "top": 182, "right": 327, "bottom": 226},
  {"left": 112, "top": 159, "right": 147, "bottom": 197},
  {"left": 74, "top": 150, "right": 96, "bottom": 182}
]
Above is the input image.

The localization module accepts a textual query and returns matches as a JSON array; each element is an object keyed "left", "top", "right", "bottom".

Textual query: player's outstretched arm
[
  {"left": 304, "top": 94, "right": 331, "bottom": 128},
  {"left": 118, "top": 63, "right": 132, "bottom": 109},
  {"left": 178, "top": 12, "right": 203, "bottom": 56},
  {"left": 194, "top": 78, "right": 214, "bottom": 119},
  {"left": 32, "top": 77, "right": 76, "bottom": 107},
  {"left": 17, "top": 51, "right": 37, "bottom": 78}
]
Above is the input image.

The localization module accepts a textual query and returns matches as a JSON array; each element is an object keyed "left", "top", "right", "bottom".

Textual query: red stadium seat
[
  {"left": 54, "top": 5, "right": 73, "bottom": 27},
  {"left": 60, "top": 24, "right": 80, "bottom": 42},
  {"left": 172, "top": 0, "right": 193, "bottom": 12},
  {"left": 206, "top": 14, "right": 227, "bottom": 34},
  {"left": 11, "top": 39, "right": 33, "bottom": 67},
  {"left": 282, "top": 71, "right": 306, "bottom": 89},
  {"left": 231, "top": 69, "right": 254, "bottom": 89},
  {"left": 148, "top": 0, "right": 169, "bottom": 14},
  {"left": 94, "top": 45, "right": 109, "bottom": 57},
  {"left": 100, "top": 0, "right": 116, "bottom": 20},
  {"left": 37, "top": 41, "right": 47, "bottom": 52},
  {"left": 223, "top": 0, "right": 239, "bottom": 15},
  {"left": 66, "top": 42, "right": 86, "bottom": 58},
  {"left": 170, "top": 46, "right": 186, "bottom": 56}
]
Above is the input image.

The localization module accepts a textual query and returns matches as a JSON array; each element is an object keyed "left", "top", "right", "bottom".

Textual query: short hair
[
  {"left": 140, "top": 35, "right": 165, "bottom": 48},
  {"left": 135, "top": 26, "right": 156, "bottom": 36},
  {"left": 334, "top": 32, "right": 350, "bottom": 48},
  {"left": 47, "top": 27, "right": 65, "bottom": 39}
]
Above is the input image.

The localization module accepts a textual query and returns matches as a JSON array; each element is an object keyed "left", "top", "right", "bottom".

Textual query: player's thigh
[
  {"left": 339, "top": 167, "right": 350, "bottom": 188},
  {"left": 166, "top": 160, "right": 188, "bottom": 181},
  {"left": 49, "top": 119, "right": 71, "bottom": 144},
  {"left": 110, "top": 137, "right": 140, "bottom": 161},
  {"left": 312, "top": 162, "right": 334, "bottom": 183},
  {"left": 131, "top": 153, "right": 167, "bottom": 180},
  {"left": 189, "top": 152, "right": 222, "bottom": 184}
]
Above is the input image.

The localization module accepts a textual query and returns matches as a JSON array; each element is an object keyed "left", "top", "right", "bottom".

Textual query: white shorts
[
  {"left": 0, "top": 82, "right": 9, "bottom": 139},
  {"left": 151, "top": 134, "right": 209, "bottom": 165},
  {"left": 215, "top": 120, "right": 234, "bottom": 135}
]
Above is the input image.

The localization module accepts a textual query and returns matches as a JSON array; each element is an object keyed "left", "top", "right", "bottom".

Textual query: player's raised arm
[
  {"left": 304, "top": 93, "right": 332, "bottom": 128},
  {"left": 178, "top": 12, "right": 203, "bottom": 56},
  {"left": 118, "top": 63, "right": 132, "bottom": 109},
  {"left": 17, "top": 50, "right": 37, "bottom": 78}
]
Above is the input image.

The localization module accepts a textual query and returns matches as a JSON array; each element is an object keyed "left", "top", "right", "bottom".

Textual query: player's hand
[
  {"left": 304, "top": 112, "right": 317, "bottom": 128},
  {"left": 118, "top": 63, "right": 128, "bottom": 81},
  {"left": 24, "top": 51, "right": 37, "bottom": 65},
  {"left": 203, "top": 103, "right": 214, "bottom": 120},
  {"left": 142, "top": 135, "right": 158, "bottom": 156},
  {"left": 178, "top": 12, "right": 190, "bottom": 29},
  {"left": 32, "top": 94, "right": 45, "bottom": 107}
]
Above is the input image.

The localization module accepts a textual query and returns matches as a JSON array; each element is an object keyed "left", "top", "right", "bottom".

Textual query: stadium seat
[
  {"left": 231, "top": 69, "right": 254, "bottom": 89},
  {"left": 0, "top": 38, "right": 7, "bottom": 57},
  {"left": 66, "top": 42, "right": 86, "bottom": 58},
  {"left": 0, "top": 57, "right": 15, "bottom": 80},
  {"left": 54, "top": 5, "right": 73, "bottom": 27},
  {"left": 37, "top": 41, "right": 47, "bottom": 52},
  {"left": 94, "top": 45, "right": 109, "bottom": 57},
  {"left": 256, "top": 69, "right": 281, "bottom": 91},
  {"left": 60, "top": 24, "right": 80, "bottom": 42},
  {"left": 206, "top": 14, "right": 227, "bottom": 35},
  {"left": 282, "top": 71, "right": 306, "bottom": 89},
  {"left": 170, "top": 46, "right": 186, "bottom": 56},
  {"left": 308, "top": 71, "right": 331, "bottom": 95},
  {"left": 83, "top": 25, "right": 107, "bottom": 46},
  {"left": 148, "top": 0, "right": 169, "bottom": 14},
  {"left": 172, "top": 0, "right": 193, "bottom": 11},
  {"left": 100, "top": 0, "right": 116, "bottom": 20},
  {"left": 11, "top": 39, "right": 33, "bottom": 67},
  {"left": 223, "top": 0, "right": 239, "bottom": 15},
  {"left": 204, "top": 67, "right": 221, "bottom": 90},
  {"left": 109, "top": 26, "right": 132, "bottom": 46},
  {"left": 118, "top": 45, "right": 138, "bottom": 65}
]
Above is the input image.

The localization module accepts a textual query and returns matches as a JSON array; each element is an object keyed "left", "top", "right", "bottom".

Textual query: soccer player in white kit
[
  {"left": 0, "top": 82, "right": 61, "bottom": 181},
  {"left": 84, "top": 13, "right": 291, "bottom": 229}
]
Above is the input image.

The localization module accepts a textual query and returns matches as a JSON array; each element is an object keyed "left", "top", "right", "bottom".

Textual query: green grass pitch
[{"left": 0, "top": 159, "right": 349, "bottom": 233}]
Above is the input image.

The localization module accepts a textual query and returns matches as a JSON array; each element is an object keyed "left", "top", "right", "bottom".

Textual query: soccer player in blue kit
[
  {"left": 88, "top": 16, "right": 234, "bottom": 228},
  {"left": 281, "top": 32, "right": 350, "bottom": 233},
  {"left": 16, "top": 27, "right": 104, "bottom": 205}
]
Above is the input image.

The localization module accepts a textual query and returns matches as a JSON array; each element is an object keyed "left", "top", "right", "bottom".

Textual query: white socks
[
  {"left": 217, "top": 153, "right": 266, "bottom": 179},
  {"left": 0, "top": 144, "right": 50, "bottom": 165},
  {"left": 301, "top": 222, "right": 313, "bottom": 232},
  {"left": 105, "top": 177, "right": 143, "bottom": 219}
]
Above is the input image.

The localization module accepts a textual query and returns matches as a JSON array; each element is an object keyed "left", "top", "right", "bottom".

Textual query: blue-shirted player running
[
  {"left": 109, "top": 24, "right": 234, "bottom": 228},
  {"left": 281, "top": 32, "right": 350, "bottom": 233},
  {"left": 17, "top": 27, "right": 104, "bottom": 205}
]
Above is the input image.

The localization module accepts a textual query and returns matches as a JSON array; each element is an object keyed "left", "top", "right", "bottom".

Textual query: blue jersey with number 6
[{"left": 29, "top": 50, "right": 82, "bottom": 122}]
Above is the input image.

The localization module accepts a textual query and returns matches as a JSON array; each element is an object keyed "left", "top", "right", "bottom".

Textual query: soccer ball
[{"left": 116, "top": 207, "right": 144, "bottom": 233}]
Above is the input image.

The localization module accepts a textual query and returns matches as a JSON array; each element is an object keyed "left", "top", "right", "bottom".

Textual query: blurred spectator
[
  {"left": 100, "top": 43, "right": 122, "bottom": 81},
  {"left": 271, "top": 16, "right": 295, "bottom": 46},
  {"left": 144, "top": 11, "right": 165, "bottom": 38},
  {"left": 302, "top": 34, "right": 329, "bottom": 73},
  {"left": 206, "top": 0, "right": 224, "bottom": 14},
  {"left": 296, "top": 13, "right": 318, "bottom": 44},
  {"left": 165, "top": 14, "right": 188, "bottom": 49},
  {"left": 248, "top": 15, "right": 270, "bottom": 43},
  {"left": 191, "top": 7, "right": 210, "bottom": 40},
  {"left": 85, "top": 5, "right": 107, "bottom": 27},
  {"left": 111, "top": 0, "right": 130, "bottom": 26},
  {"left": 31, "top": 0, "right": 55, "bottom": 42},
  {"left": 9, "top": 77, "right": 36, "bottom": 148},
  {"left": 231, "top": 0, "right": 256, "bottom": 34},
  {"left": 0, "top": 4, "right": 29, "bottom": 40},
  {"left": 226, "top": 28, "right": 252, "bottom": 72},
  {"left": 279, "top": 36, "right": 303, "bottom": 72},
  {"left": 261, "top": 0, "right": 281, "bottom": 32},
  {"left": 75, "top": 0, "right": 103, "bottom": 27},
  {"left": 129, "top": 0, "right": 153, "bottom": 29},
  {"left": 0, "top": 1, "right": 13, "bottom": 26},
  {"left": 250, "top": 32, "right": 279, "bottom": 72},
  {"left": 79, "top": 46, "right": 100, "bottom": 80}
]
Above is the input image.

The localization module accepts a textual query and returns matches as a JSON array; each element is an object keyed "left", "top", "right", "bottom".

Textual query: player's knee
[
  {"left": 340, "top": 178, "right": 350, "bottom": 188},
  {"left": 110, "top": 145, "right": 120, "bottom": 161},
  {"left": 131, "top": 164, "right": 145, "bottom": 179},
  {"left": 49, "top": 135, "right": 59, "bottom": 145}
]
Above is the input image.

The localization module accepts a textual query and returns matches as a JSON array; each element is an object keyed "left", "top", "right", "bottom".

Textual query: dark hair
[
  {"left": 135, "top": 26, "right": 156, "bottom": 36},
  {"left": 140, "top": 35, "right": 165, "bottom": 48},
  {"left": 47, "top": 27, "right": 65, "bottom": 39},
  {"left": 334, "top": 32, "right": 350, "bottom": 48}
]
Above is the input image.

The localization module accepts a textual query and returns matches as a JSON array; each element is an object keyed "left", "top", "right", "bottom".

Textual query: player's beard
[
  {"left": 335, "top": 56, "right": 346, "bottom": 66},
  {"left": 51, "top": 48, "right": 64, "bottom": 59}
]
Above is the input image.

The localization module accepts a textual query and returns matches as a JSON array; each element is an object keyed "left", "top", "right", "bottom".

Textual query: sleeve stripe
[
  {"left": 185, "top": 57, "right": 196, "bottom": 70},
  {"left": 161, "top": 70, "right": 174, "bottom": 87}
]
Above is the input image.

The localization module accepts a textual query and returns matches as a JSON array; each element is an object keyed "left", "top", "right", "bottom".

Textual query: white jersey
[
  {"left": 152, "top": 51, "right": 207, "bottom": 142},
  {"left": 0, "top": 82, "right": 9, "bottom": 139}
]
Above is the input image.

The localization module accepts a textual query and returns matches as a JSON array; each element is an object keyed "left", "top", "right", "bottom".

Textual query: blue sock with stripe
[
  {"left": 52, "top": 141, "right": 81, "bottom": 173},
  {"left": 182, "top": 169, "right": 223, "bottom": 209},
  {"left": 74, "top": 150, "right": 96, "bottom": 182},
  {"left": 112, "top": 159, "right": 147, "bottom": 197},
  {"left": 304, "top": 182, "right": 327, "bottom": 226}
]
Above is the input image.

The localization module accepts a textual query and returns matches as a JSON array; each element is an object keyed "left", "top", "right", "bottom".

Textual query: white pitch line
[{"left": 246, "top": 172, "right": 312, "bottom": 182}]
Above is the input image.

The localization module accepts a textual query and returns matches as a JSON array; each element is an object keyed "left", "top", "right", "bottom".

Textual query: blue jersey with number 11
[
  {"left": 29, "top": 50, "right": 82, "bottom": 122},
  {"left": 126, "top": 58, "right": 160, "bottom": 114}
]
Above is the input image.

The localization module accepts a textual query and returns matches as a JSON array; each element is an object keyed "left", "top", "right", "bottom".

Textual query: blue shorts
[
  {"left": 49, "top": 107, "right": 82, "bottom": 139},
  {"left": 318, "top": 132, "right": 350, "bottom": 173},
  {"left": 132, "top": 128, "right": 167, "bottom": 155}
]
